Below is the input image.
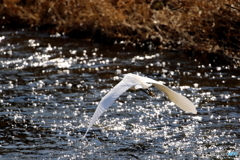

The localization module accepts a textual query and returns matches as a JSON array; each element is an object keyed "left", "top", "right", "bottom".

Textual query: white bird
[{"left": 82, "top": 73, "right": 197, "bottom": 139}]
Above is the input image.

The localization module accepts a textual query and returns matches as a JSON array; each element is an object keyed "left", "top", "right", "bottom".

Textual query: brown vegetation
[{"left": 1, "top": 0, "right": 240, "bottom": 66}]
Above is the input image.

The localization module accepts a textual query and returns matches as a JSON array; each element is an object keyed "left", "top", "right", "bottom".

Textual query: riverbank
[{"left": 1, "top": 0, "right": 239, "bottom": 66}]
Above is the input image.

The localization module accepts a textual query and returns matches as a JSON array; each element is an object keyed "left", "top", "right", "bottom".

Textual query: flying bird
[{"left": 82, "top": 73, "right": 197, "bottom": 139}]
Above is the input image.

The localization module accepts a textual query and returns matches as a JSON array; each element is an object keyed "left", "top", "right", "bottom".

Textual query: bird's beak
[{"left": 140, "top": 89, "right": 156, "bottom": 97}]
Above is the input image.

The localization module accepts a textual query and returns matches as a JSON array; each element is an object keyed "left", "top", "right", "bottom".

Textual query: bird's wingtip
[{"left": 191, "top": 109, "right": 197, "bottom": 114}]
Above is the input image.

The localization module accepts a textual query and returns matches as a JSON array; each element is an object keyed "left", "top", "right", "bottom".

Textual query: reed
[{"left": 1, "top": 0, "right": 239, "bottom": 66}]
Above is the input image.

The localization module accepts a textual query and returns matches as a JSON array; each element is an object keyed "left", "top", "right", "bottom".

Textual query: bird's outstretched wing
[
  {"left": 151, "top": 81, "right": 197, "bottom": 114},
  {"left": 82, "top": 75, "right": 136, "bottom": 139}
]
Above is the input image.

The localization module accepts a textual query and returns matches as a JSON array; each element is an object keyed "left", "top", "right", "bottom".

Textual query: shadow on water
[{"left": 0, "top": 29, "right": 239, "bottom": 159}]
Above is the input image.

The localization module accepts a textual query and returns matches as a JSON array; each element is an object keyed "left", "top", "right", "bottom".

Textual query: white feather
[{"left": 82, "top": 73, "right": 197, "bottom": 139}]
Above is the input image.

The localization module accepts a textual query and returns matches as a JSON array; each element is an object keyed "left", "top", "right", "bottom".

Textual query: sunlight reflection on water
[{"left": 0, "top": 29, "right": 239, "bottom": 159}]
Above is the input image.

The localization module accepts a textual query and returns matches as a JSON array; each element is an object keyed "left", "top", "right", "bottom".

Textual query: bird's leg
[
  {"left": 140, "top": 88, "right": 149, "bottom": 95},
  {"left": 140, "top": 88, "right": 156, "bottom": 97}
]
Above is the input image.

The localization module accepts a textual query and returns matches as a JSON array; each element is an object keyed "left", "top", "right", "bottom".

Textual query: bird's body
[{"left": 82, "top": 73, "right": 197, "bottom": 139}]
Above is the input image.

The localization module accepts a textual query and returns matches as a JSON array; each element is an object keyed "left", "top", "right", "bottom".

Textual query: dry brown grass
[{"left": 1, "top": 0, "right": 240, "bottom": 66}]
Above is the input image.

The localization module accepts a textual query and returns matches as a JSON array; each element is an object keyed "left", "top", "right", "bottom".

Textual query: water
[{"left": 0, "top": 29, "right": 239, "bottom": 159}]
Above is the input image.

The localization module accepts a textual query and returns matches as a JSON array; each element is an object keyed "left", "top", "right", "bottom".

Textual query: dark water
[{"left": 0, "top": 29, "right": 239, "bottom": 159}]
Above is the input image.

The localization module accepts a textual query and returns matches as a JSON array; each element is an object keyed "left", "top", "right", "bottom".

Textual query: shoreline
[{"left": 1, "top": 0, "right": 239, "bottom": 66}]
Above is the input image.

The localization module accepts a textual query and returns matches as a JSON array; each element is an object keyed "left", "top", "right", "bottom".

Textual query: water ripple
[{"left": 0, "top": 29, "right": 239, "bottom": 159}]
